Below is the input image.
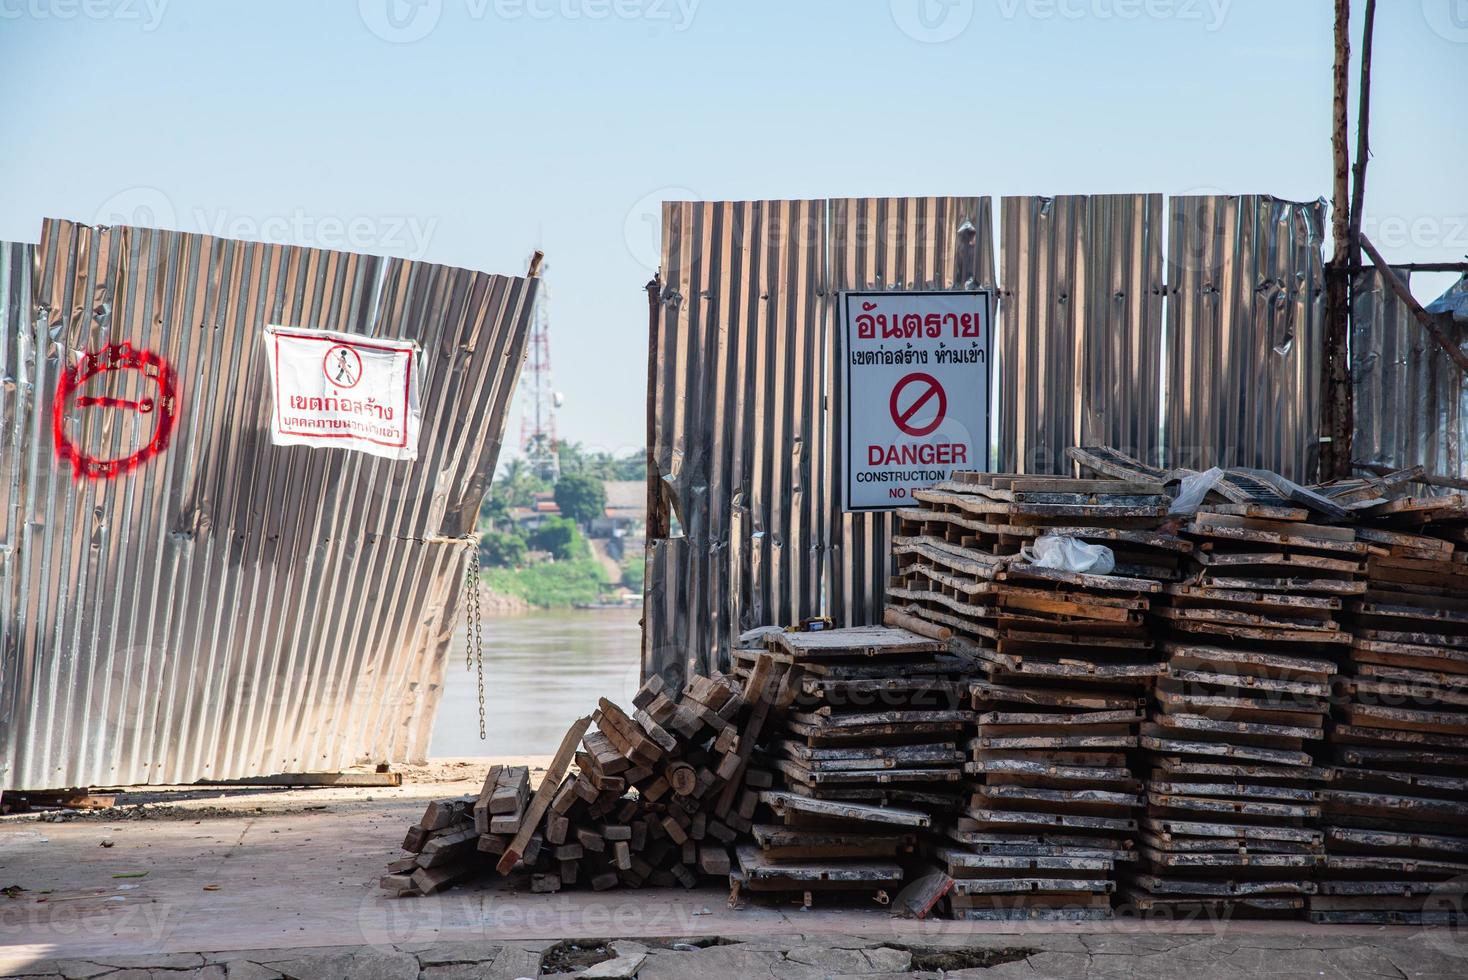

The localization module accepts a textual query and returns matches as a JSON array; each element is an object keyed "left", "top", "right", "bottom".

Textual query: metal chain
[{"left": 464, "top": 538, "right": 486, "bottom": 740}]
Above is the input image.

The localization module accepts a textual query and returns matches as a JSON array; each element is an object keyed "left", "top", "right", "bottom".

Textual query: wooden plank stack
[
  {"left": 1132, "top": 503, "right": 1366, "bottom": 918},
  {"left": 731, "top": 791, "right": 918, "bottom": 908},
  {"left": 1313, "top": 492, "right": 1468, "bottom": 923},
  {"left": 380, "top": 657, "right": 782, "bottom": 897},
  {"left": 746, "top": 627, "right": 968, "bottom": 810},
  {"left": 885, "top": 472, "right": 1185, "bottom": 920},
  {"left": 380, "top": 448, "right": 1468, "bottom": 921},
  {"left": 732, "top": 626, "right": 962, "bottom": 906}
]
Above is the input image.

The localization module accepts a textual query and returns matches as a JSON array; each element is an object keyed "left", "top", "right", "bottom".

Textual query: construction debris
[
  {"left": 382, "top": 659, "right": 782, "bottom": 897},
  {"left": 379, "top": 450, "right": 1468, "bottom": 924}
]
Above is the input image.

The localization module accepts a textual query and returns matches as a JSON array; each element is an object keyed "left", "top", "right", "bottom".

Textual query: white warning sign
[
  {"left": 264, "top": 325, "right": 421, "bottom": 460},
  {"left": 839, "top": 290, "right": 993, "bottom": 512}
]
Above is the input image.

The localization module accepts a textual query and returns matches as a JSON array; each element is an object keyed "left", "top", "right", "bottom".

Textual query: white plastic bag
[
  {"left": 1169, "top": 466, "right": 1226, "bottom": 516},
  {"left": 1020, "top": 535, "right": 1115, "bottom": 575}
]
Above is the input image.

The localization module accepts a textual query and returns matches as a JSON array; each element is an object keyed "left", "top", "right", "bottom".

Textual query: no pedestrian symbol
[
  {"left": 890, "top": 372, "right": 947, "bottom": 437},
  {"left": 324, "top": 345, "right": 363, "bottom": 389}
]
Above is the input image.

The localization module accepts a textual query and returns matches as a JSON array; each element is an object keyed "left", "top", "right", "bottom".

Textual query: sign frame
[
  {"left": 263, "top": 324, "right": 423, "bottom": 461},
  {"left": 837, "top": 288, "right": 995, "bottom": 513}
]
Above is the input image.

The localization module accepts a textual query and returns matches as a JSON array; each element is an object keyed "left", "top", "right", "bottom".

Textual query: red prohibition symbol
[
  {"left": 890, "top": 372, "right": 947, "bottom": 438},
  {"left": 53, "top": 342, "right": 179, "bottom": 480},
  {"left": 324, "top": 344, "right": 363, "bottom": 388}
]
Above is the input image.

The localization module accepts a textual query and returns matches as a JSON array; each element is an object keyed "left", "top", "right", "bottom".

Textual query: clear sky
[{"left": 3, "top": 0, "right": 1465, "bottom": 458}]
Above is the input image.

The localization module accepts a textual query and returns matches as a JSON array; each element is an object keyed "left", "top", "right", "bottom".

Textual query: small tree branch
[
  {"left": 1359, "top": 233, "right": 1468, "bottom": 376},
  {"left": 1330, "top": 0, "right": 1351, "bottom": 264}
]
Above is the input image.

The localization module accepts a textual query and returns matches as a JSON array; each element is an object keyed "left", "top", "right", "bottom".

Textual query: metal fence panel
[
  {"left": 1163, "top": 195, "right": 1326, "bottom": 480},
  {"left": 647, "top": 192, "right": 1337, "bottom": 682},
  {"left": 999, "top": 195, "right": 1164, "bottom": 474},
  {"left": 826, "top": 197, "right": 995, "bottom": 627},
  {"left": 646, "top": 199, "right": 828, "bottom": 686},
  {"left": 645, "top": 197, "right": 992, "bottom": 684},
  {"left": 0, "top": 220, "right": 536, "bottom": 789},
  {"left": 1352, "top": 270, "right": 1468, "bottom": 477},
  {"left": 0, "top": 242, "right": 36, "bottom": 738}
]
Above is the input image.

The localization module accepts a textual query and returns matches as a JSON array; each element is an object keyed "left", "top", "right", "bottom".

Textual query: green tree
[
  {"left": 556, "top": 441, "right": 587, "bottom": 476},
  {"left": 614, "top": 451, "right": 646, "bottom": 481},
  {"left": 480, "top": 491, "right": 511, "bottom": 529},
  {"left": 497, "top": 458, "right": 550, "bottom": 508},
  {"left": 621, "top": 556, "right": 645, "bottom": 592},
  {"left": 554, "top": 473, "right": 607, "bottom": 527},
  {"left": 530, "top": 516, "right": 583, "bottom": 561},
  {"left": 480, "top": 530, "right": 527, "bottom": 568}
]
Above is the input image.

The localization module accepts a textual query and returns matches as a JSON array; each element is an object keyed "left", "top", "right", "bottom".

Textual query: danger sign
[
  {"left": 839, "top": 290, "right": 993, "bottom": 511},
  {"left": 263, "top": 325, "right": 422, "bottom": 461}
]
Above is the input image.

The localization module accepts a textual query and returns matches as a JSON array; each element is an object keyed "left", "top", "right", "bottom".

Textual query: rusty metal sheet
[
  {"left": 648, "top": 192, "right": 1336, "bottom": 683},
  {"left": 645, "top": 199, "right": 829, "bottom": 687}
]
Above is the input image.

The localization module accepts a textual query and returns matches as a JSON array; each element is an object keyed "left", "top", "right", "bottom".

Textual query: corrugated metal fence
[
  {"left": 1352, "top": 269, "right": 1468, "bottom": 476},
  {"left": 1, "top": 241, "right": 35, "bottom": 696},
  {"left": 646, "top": 193, "right": 1328, "bottom": 682},
  {"left": 999, "top": 194, "right": 1165, "bottom": 474},
  {"left": 1, "top": 219, "right": 536, "bottom": 790},
  {"left": 645, "top": 198, "right": 995, "bottom": 684},
  {"left": 1164, "top": 195, "right": 1326, "bottom": 479}
]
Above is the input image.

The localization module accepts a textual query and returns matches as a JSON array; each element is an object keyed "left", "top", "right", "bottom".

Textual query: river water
[{"left": 428, "top": 608, "right": 643, "bottom": 757}]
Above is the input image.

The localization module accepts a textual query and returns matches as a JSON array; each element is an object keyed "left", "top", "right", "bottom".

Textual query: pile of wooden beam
[
  {"left": 380, "top": 657, "right": 782, "bottom": 897},
  {"left": 1313, "top": 492, "right": 1468, "bottom": 923},
  {"left": 886, "top": 472, "right": 1184, "bottom": 919},
  {"left": 729, "top": 626, "right": 960, "bottom": 907},
  {"left": 1132, "top": 503, "right": 1366, "bottom": 918}
]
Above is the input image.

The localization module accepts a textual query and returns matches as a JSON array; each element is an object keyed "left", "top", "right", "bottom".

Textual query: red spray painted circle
[{"left": 53, "top": 343, "right": 179, "bottom": 480}]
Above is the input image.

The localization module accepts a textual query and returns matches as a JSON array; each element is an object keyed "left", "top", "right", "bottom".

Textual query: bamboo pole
[
  {"left": 641, "top": 272, "right": 664, "bottom": 682},
  {"left": 1346, "top": 0, "right": 1376, "bottom": 263},
  {"left": 1321, "top": 0, "right": 1353, "bottom": 480}
]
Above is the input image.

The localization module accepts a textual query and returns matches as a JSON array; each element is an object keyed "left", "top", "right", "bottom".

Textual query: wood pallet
[
  {"left": 888, "top": 473, "right": 1187, "bottom": 919},
  {"left": 1314, "top": 504, "right": 1468, "bottom": 923},
  {"left": 1132, "top": 504, "right": 1362, "bottom": 918},
  {"left": 737, "top": 627, "right": 963, "bottom": 906}
]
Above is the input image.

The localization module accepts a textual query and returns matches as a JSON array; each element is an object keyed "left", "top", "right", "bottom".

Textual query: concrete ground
[{"left": 3, "top": 760, "right": 1467, "bottom": 979}]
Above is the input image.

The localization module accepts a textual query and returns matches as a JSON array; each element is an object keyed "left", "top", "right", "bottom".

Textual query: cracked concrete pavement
[
  {"left": 6, "top": 766, "right": 1468, "bottom": 978},
  {"left": 9, "top": 931, "right": 1468, "bottom": 979}
]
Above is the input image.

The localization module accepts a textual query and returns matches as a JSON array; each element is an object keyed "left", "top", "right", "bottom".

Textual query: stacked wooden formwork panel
[
  {"left": 885, "top": 473, "right": 1185, "bottom": 920},
  {"left": 1314, "top": 493, "right": 1468, "bottom": 924},
  {"left": 731, "top": 627, "right": 965, "bottom": 907},
  {"left": 1133, "top": 506, "right": 1366, "bottom": 918}
]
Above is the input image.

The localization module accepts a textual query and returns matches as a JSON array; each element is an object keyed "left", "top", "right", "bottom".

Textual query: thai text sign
[
  {"left": 264, "top": 325, "right": 421, "bottom": 460},
  {"left": 839, "top": 290, "right": 993, "bottom": 511}
]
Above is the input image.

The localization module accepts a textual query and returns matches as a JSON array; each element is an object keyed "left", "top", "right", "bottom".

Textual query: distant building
[
  {"left": 506, "top": 492, "right": 561, "bottom": 533},
  {"left": 590, "top": 480, "right": 646, "bottom": 539}
]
